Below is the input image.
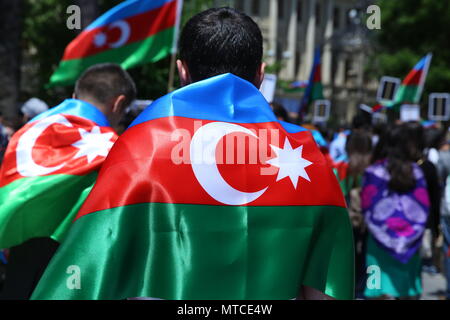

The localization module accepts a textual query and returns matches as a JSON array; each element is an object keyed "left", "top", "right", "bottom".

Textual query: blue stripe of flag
[
  {"left": 129, "top": 73, "right": 307, "bottom": 133},
  {"left": 86, "top": 0, "right": 175, "bottom": 30},
  {"left": 413, "top": 53, "right": 432, "bottom": 71},
  {"left": 30, "top": 99, "right": 110, "bottom": 128}
]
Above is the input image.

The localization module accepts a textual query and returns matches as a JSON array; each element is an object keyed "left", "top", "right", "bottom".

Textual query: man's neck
[{"left": 75, "top": 97, "right": 107, "bottom": 116}]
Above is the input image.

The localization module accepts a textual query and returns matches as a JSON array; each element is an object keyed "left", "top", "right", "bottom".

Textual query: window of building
[
  {"left": 242, "top": 0, "right": 259, "bottom": 16},
  {"left": 251, "top": 0, "right": 259, "bottom": 16},
  {"left": 344, "top": 58, "right": 350, "bottom": 84},
  {"left": 276, "top": 45, "right": 283, "bottom": 63},
  {"left": 297, "top": 0, "right": 302, "bottom": 23},
  {"left": 295, "top": 49, "right": 302, "bottom": 77},
  {"left": 344, "top": 58, "right": 356, "bottom": 85},
  {"left": 333, "top": 7, "right": 340, "bottom": 29},
  {"left": 278, "top": 0, "right": 284, "bottom": 19},
  {"left": 315, "top": 3, "right": 321, "bottom": 26}
]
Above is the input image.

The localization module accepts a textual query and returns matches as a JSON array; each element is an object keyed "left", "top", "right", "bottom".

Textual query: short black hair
[
  {"left": 179, "top": 7, "right": 263, "bottom": 83},
  {"left": 74, "top": 63, "right": 136, "bottom": 108}
]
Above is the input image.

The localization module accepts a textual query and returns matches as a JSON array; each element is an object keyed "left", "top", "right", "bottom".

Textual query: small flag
[
  {"left": 290, "top": 80, "right": 308, "bottom": 89},
  {"left": 360, "top": 103, "right": 385, "bottom": 114},
  {"left": 371, "top": 103, "right": 384, "bottom": 113},
  {"left": 387, "top": 53, "right": 433, "bottom": 112},
  {"left": 421, "top": 120, "right": 437, "bottom": 129},
  {"left": 283, "top": 80, "right": 308, "bottom": 93},
  {"left": 299, "top": 48, "right": 324, "bottom": 117},
  {"left": 49, "top": 0, "right": 183, "bottom": 86}
]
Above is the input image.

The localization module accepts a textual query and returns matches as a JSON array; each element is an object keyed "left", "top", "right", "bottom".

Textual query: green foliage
[
  {"left": 127, "top": 56, "right": 173, "bottom": 99},
  {"left": 372, "top": 0, "right": 450, "bottom": 101},
  {"left": 265, "top": 60, "right": 285, "bottom": 75},
  {"left": 181, "top": 0, "right": 215, "bottom": 26},
  {"left": 22, "top": 0, "right": 76, "bottom": 106}
]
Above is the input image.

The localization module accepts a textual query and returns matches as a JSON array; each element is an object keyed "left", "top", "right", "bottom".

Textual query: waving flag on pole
[
  {"left": 49, "top": 0, "right": 183, "bottom": 86},
  {"left": 299, "top": 48, "right": 324, "bottom": 118},
  {"left": 360, "top": 103, "right": 384, "bottom": 114},
  {"left": 32, "top": 74, "right": 354, "bottom": 300},
  {"left": 370, "top": 103, "right": 384, "bottom": 113},
  {"left": 387, "top": 53, "right": 433, "bottom": 112},
  {"left": 0, "top": 100, "right": 118, "bottom": 249}
]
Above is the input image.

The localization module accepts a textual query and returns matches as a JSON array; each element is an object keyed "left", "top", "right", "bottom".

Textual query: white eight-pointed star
[
  {"left": 71, "top": 126, "right": 114, "bottom": 163},
  {"left": 266, "top": 137, "right": 313, "bottom": 189}
]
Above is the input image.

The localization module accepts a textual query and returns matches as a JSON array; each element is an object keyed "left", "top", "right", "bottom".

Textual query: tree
[
  {"left": 370, "top": 0, "right": 450, "bottom": 103},
  {"left": 21, "top": 0, "right": 78, "bottom": 107},
  {"left": 0, "top": 0, "right": 23, "bottom": 120}
]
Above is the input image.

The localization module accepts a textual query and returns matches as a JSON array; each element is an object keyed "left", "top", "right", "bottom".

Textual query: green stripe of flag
[
  {"left": 32, "top": 202, "right": 354, "bottom": 300},
  {"left": 0, "top": 173, "right": 97, "bottom": 248},
  {"left": 311, "top": 83, "right": 324, "bottom": 101},
  {"left": 388, "top": 84, "right": 420, "bottom": 111},
  {"left": 49, "top": 27, "right": 175, "bottom": 87}
]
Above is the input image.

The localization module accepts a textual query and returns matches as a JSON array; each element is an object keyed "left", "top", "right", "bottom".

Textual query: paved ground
[{"left": 421, "top": 272, "right": 447, "bottom": 300}]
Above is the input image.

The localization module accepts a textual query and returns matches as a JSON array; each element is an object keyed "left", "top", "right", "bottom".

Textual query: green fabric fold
[{"left": 32, "top": 203, "right": 354, "bottom": 300}]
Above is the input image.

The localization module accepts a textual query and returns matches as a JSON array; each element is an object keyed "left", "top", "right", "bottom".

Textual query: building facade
[{"left": 214, "top": 0, "right": 378, "bottom": 125}]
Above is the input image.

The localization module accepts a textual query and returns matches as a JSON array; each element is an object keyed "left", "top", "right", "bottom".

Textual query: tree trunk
[{"left": 0, "top": 0, "right": 23, "bottom": 120}]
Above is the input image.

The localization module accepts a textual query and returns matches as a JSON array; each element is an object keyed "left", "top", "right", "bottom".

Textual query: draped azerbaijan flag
[
  {"left": 32, "top": 74, "right": 354, "bottom": 300},
  {"left": 299, "top": 48, "right": 324, "bottom": 117},
  {"left": 0, "top": 99, "right": 117, "bottom": 249},
  {"left": 49, "top": 0, "right": 183, "bottom": 86},
  {"left": 387, "top": 53, "right": 432, "bottom": 112}
]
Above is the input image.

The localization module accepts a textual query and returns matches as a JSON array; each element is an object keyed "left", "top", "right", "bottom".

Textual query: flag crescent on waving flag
[
  {"left": 189, "top": 122, "right": 268, "bottom": 205},
  {"left": 49, "top": 0, "right": 183, "bottom": 86},
  {"left": 108, "top": 20, "right": 131, "bottom": 48},
  {"left": 16, "top": 114, "right": 115, "bottom": 178},
  {"left": 16, "top": 115, "right": 74, "bottom": 177},
  {"left": 94, "top": 20, "right": 131, "bottom": 48}
]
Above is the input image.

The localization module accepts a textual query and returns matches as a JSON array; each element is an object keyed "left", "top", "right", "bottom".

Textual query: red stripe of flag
[
  {"left": 76, "top": 117, "right": 346, "bottom": 219},
  {"left": 402, "top": 69, "right": 423, "bottom": 86},
  {"left": 0, "top": 115, "right": 116, "bottom": 188},
  {"left": 63, "top": 0, "right": 176, "bottom": 61},
  {"left": 372, "top": 104, "right": 383, "bottom": 112},
  {"left": 313, "top": 64, "right": 321, "bottom": 83}
]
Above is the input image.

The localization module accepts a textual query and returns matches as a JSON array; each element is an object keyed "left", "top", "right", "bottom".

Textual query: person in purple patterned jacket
[{"left": 362, "top": 122, "right": 430, "bottom": 299}]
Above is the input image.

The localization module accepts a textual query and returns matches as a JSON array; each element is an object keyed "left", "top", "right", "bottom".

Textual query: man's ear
[
  {"left": 112, "top": 94, "right": 127, "bottom": 114},
  {"left": 177, "top": 59, "right": 192, "bottom": 87},
  {"left": 254, "top": 62, "right": 266, "bottom": 89}
]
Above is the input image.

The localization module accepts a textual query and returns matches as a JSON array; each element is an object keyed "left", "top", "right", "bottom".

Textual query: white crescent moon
[
  {"left": 108, "top": 20, "right": 131, "bottom": 48},
  {"left": 16, "top": 114, "right": 73, "bottom": 177},
  {"left": 190, "top": 122, "right": 268, "bottom": 205}
]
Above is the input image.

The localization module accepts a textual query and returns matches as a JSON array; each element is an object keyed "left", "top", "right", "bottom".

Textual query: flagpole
[
  {"left": 167, "top": 0, "right": 183, "bottom": 93},
  {"left": 416, "top": 53, "right": 433, "bottom": 102},
  {"left": 167, "top": 52, "right": 177, "bottom": 93}
]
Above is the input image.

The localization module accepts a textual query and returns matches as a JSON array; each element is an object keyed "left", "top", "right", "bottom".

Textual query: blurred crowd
[
  {"left": 1, "top": 97, "right": 449, "bottom": 300},
  {"left": 273, "top": 102, "right": 450, "bottom": 300}
]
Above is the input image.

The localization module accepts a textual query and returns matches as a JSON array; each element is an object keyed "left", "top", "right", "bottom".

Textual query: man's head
[
  {"left": 21, "top": 98, "right": 49, "bottom": 122},
  {"left": 178, "top": 7, "right": 265, "bottom": 88},
  {"left": 73, "top": 63, "right": 136, "bottom": 127}
]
